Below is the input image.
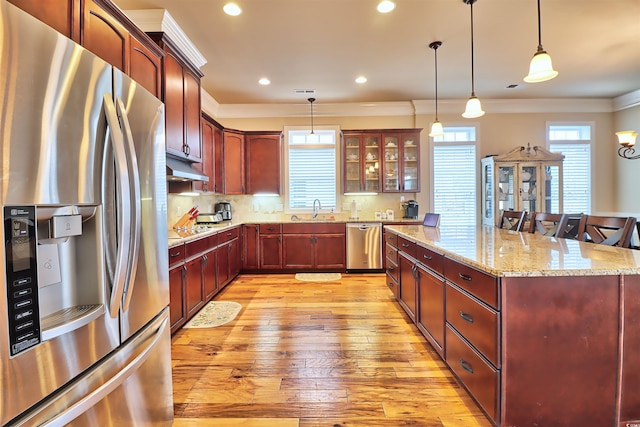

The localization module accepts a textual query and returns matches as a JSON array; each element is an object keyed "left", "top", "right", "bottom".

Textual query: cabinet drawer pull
[
  {"left": 423, "top": 254, "right": 432, "bottom": 260},
  {"left": 460, "top": 359, "right": 474, "bottom": 374},
  {"left": 459, "top": 311, "right": 474, "bottom": 323},
  {"left": 227, "top": 232, "right": 232, "bottom": 237},
  {"left": 458, "top": 273, "right": 472, "bottom": 281},
  {"left": 388, "top": 250, "right": 394, "bottom": 255},
  {"left": 401, "top": 243, "right": 409, "bottom": 248},
  {"left": 170, "top": 251, "right": 181, "bottom": 258},
  {"left": 388, "top": 281, "right": 394, "bottom": 288},
  {"left": 266, "top": 227, "right": 274, "bottom": 231},
  {"left": 388, "top": 266, "right": 395, "bottom": 271}
]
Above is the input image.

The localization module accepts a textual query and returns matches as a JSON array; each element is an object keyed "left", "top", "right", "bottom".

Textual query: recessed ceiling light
[
  {"left": 258, "top": 78, "right": 271, "bottom": 85},
  {"left": 377, "top": 1, "right": 395, "bottom": 13},
  {"left": 355, "top": 76, "right": 367, "bottom": 84},
  {"left": 223, "top": 3, "right": 242, "bottom": 16}
]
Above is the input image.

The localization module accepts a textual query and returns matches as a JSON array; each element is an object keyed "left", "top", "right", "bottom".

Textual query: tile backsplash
[{"left": 168, "top": 192, "right": 419, "bottom": 227}]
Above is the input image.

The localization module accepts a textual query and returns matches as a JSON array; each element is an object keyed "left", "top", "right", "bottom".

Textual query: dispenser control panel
[{"left": 3, "top": 206, "right": 41, "bottom": 356}]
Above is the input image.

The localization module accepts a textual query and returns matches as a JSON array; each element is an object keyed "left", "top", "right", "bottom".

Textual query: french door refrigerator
[{"left": 0, "top": 1, "right": 173, "bottom": 425}]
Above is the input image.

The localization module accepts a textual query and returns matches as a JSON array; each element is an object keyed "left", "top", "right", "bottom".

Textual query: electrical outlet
[
  {"left": 343, "top": 203, "right": 350, "bottom": 211},
  {"left": 357, "top": 203, "right": 362, "bottom": 210}
]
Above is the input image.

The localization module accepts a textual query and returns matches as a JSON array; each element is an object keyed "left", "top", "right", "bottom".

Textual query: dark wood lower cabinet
[
  {"left": 398, "top": 252, "right": 417, "bottom": 322},
  {"left": 169, "top": 264, "right": 186, "bottom": 334},
  {"left": 202, "top": 248, "right": 217, "bottom": 300},
  {"left": 416, "top": 263, "right": 445, "bottom": 358},
  {"left": 185, "top": 256, "right": 205, "bottom": 318},
  {"left": 259, "top": 235, "right": 282, "bottom": 269}
]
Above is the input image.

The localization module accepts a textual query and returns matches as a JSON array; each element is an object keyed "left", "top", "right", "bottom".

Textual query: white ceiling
[{"left": 112, "top": 0, "right": 640, "bottom": 107}]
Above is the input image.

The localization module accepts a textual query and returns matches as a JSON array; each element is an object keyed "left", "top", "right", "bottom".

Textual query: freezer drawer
[{"left": 346, "top": 223, "right": 382, "bottom": 270}]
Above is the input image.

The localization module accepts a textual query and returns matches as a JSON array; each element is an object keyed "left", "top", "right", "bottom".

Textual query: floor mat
[
  {"left": 183, "top": 301, "right": 242, "bottom": 328},
  {"left": 295, "top": 273, "right": 342, "bottom": 282}
]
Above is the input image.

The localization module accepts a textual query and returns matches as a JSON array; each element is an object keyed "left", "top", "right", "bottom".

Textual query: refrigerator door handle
[
  {"left": 103, "top": 94, "right": 133, "bottom": 318},
  {"left": 23, "top": 315, "right": 170, "bottom": 427},
  {"left": 115, "top": 97, "right": 142, "bottom": 313}
]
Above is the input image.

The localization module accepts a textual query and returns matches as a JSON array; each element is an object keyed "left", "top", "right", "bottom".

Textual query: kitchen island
[{"left": 385, "top": 224, "right": 640, "bottom": 427}]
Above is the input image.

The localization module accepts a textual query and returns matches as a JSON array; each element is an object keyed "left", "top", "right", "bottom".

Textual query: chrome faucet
[{"left": 312, "top": 198, "right": 322, "bottom": 219}]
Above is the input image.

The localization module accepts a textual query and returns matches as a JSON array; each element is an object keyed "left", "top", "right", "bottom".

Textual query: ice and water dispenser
[{"left": 3, "top": 205, "right": 105, "bottom": 356}]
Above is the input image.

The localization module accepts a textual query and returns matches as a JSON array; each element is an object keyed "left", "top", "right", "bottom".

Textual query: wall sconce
[{"left": 616, "top": 130, "right": 639, "bottom": 160}]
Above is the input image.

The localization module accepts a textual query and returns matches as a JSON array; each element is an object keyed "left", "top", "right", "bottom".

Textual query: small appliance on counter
[
  {"left": 402, "top": 200, "right": 419, "bottom": 219},
  {"left": 195, "top": 213, "right": 223, "bottom": 226},
  {"left": 215, "top": 202, "right": 232, "bottom": 220}
]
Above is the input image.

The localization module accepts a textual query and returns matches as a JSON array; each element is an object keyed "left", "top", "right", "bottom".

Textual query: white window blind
[
  {"left": 286, "top": 129, "right": 337, "bottom": 211},
  {"left": 549, "top": 143, "right": 591, "bottom": 214},
  {"left": 433, "top": 144, "right": 477, "bottom": 228}
]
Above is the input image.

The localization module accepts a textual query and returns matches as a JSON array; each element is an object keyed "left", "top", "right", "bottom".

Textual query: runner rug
[
  {"left": 295, "top": 273, "right": 342, "bottom": 282},
  {"left": 183, "top": 301, "right": 242, "bottom": 328}
]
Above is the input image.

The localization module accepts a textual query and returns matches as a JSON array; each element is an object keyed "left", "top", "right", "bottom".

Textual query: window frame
[
  {"left": 546, "top": 121, "right": 594, "bottom": 214},
  {"left": 283, "top": 125, "right": 342, "bottom": 214},
  {"left": 430, "top": 124, "right": 480, "bottom": 226}
]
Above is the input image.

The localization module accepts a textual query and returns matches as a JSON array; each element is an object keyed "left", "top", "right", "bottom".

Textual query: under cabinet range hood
[{"left": 166, "top": 157, "right": 209, "bottom": 182}]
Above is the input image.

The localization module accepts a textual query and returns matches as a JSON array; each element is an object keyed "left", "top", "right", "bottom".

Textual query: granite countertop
[
  {"left": 384, "top": 224, "right": 640, "bottom": 277},
  {"left": 168, "top": 218, "right": 422, "bottom": 247}
]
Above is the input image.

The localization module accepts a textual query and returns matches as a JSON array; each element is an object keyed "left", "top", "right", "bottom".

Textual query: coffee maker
[
  {"left": 402, "top": 200, "right": 419, "bottom": 219},
  {"left": 215, "top": 202, "right": 232, "bottom": 221}
]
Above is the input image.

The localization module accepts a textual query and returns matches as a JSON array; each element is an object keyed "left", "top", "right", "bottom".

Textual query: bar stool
[
  {"left": 528, "top": 212, "right": 569, "bottom": 238},
  {"left": 498, "top": 210, "right": 526, "bottom": 232},
  {"left": 576, "top": 214, "right": 637, "bottom": 248}
]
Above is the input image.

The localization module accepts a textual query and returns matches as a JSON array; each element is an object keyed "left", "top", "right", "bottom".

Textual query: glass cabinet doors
[
  {"left": 382, "top": 131, "right": 420, "bottom": 192},
  {"left": 481, "top": 145, "right": 564, "bottom": 227},
  {"left": 343, "top": 133, "right": 380, "bottom": 193}
]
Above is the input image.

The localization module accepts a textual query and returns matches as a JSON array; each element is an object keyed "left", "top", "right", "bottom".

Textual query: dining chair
[
  {"left": 528, "top": 212, "right": 569, "bottom": 238},
  {"left": 576, "top": 214, "right": 637, "bottom": 248},
  {"left": 498, "top": 210, "right": 526, "bottom": 232}
]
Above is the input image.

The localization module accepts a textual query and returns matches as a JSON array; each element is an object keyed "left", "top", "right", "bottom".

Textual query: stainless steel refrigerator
[{"left": 0, "top": 1, "right": 173, "bottom": 425}]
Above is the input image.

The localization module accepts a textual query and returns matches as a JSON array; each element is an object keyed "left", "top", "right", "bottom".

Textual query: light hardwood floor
[{"left": 171, "top": 273, "right": 492, "bottom": 427}]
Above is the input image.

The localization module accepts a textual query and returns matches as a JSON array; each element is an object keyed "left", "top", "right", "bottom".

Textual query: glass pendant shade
[
  {"left": 524, "top": 49, "right": 558, "bottom": 83},
  {"left": 462, "top": 96, "right": 484, "bottom": 118},
  {"left": 429, "top": 120, "right": 444, "bottom": 137},
  {"left": 616, "top": 131, "right": 638, "bottom": 147}
]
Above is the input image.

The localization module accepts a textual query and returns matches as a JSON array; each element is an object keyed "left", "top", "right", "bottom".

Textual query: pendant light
[
  {"left": 462, "top": 0, "right": 484, "bottom": 119},
  {"left": 524, "top": 0, "right": 558, "bottom": 83},
  {"left": 307, "top": 98, "right": 318, "bottom": 143},
  {"left": 429, "top": 41, "right": 444, "bottom": 137}
]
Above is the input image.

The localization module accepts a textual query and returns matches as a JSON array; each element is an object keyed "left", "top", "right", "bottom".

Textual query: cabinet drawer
[
  {"left": 446, "top": 284, "right": 500, "bottom": 367},
  {"left": 259, "top": 223, "right": 282, "bottom": 234},
  {"left": 282, "top": 223, "right": 345, "bottom": 234},
  {"left": 385, "top": 231, "right": 398, "bottom": 248},
  {"left": 168, "top": 244, "right": 185, "bottom": 268},
  {"left": 218, "top": 226, "right": 239, "bottom": 244},
  {"left": 398, "top": 236, "right": 416, "bottom": 258},
  {"left": 416, "top": 244, "right": 443, "bottom": 275},
  {"left": 443, "top": 257, "right": 499, "bottom": 309},
  {"left": 185, "top": 236, "right": 210, "bottom": 258},
  {"left": 386, "top": 258, "right": 399, "bottom": 283},
  {"left": 446, "top": 325, "right": 499, "bottom": 424},
  {"left": 385, "top": 243, "right": 398, "bottom": 265},
  {"left": 386, "top": 274, "right": 398, "bottom": 298}
]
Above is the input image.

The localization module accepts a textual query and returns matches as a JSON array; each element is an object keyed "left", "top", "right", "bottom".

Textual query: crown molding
[
  {"left": 122, "top": 9, "right": 207, "bottom": 70},
  {"left": 613, "top": 89, "right": 640, "bottom": 111},
  {"left": 414, "top": 98, "right": 614, "bottom": 115},
  {"left": 201, "top": 90, "right": 220, "bottom": 118},
  {"left": 215, "top": 101, "right": 415, "bottom": 119}
]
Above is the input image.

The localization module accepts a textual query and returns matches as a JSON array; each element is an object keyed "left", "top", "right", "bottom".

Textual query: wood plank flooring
[{"left": 171, "top": 273, "right": 492, "bottom": 427}]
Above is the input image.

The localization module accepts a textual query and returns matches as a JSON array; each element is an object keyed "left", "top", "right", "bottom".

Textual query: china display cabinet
[
  {"left": 343, "top": 132, "right": 381, "bottom": 193},
  {"left": 381, "top": 130, "right": 421, "bottom": 192},
  {"left": 481, "top": 144, "right": 563, "bottom": 227}
]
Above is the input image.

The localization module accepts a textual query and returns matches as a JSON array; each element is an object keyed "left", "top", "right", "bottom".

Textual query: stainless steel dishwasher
[{"left": 346, "top": 223, "right": 382, "bottom": 270}]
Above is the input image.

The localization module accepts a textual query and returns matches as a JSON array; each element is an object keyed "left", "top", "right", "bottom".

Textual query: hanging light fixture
[
  {"left": 307, "top": 98, "right": 318, "bottom": 142},
  {"left": 462, "top": 0, "right": 484, "bottom": 119},
  {"left": 428, "top": 41, "right": 444, "bottom": 137},
  {"left": 524, "top": 0, "right": 558, "bottom": 83}
]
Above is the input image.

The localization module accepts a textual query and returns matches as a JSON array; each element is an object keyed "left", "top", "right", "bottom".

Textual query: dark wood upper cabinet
[
  {"left": 245, "top": 132, "right": 282, "bottom": 195},
  {"left": 222, "top": 130, "right": 245, "bottom": 194},
  {"left": 194, "top": 114, "right": 216, "bottom": 192},
  {"left": 9, "top": 0, "right": 81, "bottom": 41},
  {"left": 129, "top": 36, "right": 162, "bottom": 98},
  {"left": 82, "top": 0, "right": 129, "bottom": 73},
  {"left": 149, "top": 33, "right": 203, "bottom": 162}
]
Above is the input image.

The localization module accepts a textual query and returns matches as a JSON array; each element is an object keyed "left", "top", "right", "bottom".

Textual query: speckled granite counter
[
  {"left": 384, "top": 224, "right": 640, "bottom": 277},
  {"left": 168, "top": 218, "right": 421, "bottom": 247}
]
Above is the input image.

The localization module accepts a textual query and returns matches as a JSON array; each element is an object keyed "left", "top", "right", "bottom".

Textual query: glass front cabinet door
[
  {"left": 343, "top": 132, "right": 381, "bottom": 193},
  {"left": 481, "top": 145, "right": 564, "bottom": 227},
  {"left": 382, "top": 130, "right": 421, "bottom": 193}
]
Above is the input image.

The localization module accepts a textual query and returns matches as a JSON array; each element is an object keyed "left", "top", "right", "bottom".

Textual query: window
[
  {"left": 548, "top": 123, "right": 592, "bottom": 214},
  {"left": 284, "top": 126, "right": 340, "bottom": 212},
  {"left": 432, "top": 127, "right": 477, "bottom": 228}
]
